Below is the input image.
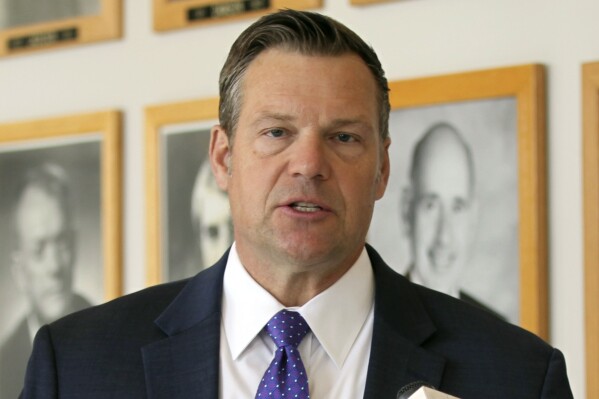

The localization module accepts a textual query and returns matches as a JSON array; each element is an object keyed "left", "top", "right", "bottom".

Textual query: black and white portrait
[
  {"left": 161, "top": 124, "right": 233, "bottom": 282},
  {"left": 0, "top": 0, "right": 101, "bottom": 29},
  {"left": 0, "top": 135, "right": 103, "bottom": 398},
  {"left": 369, "top": 98, "right": 519, "bottom": 323}
]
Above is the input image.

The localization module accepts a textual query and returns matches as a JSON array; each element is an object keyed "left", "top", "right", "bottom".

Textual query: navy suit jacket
[{"left": 21, "top": 246, "right": 573, "bottom": 398}]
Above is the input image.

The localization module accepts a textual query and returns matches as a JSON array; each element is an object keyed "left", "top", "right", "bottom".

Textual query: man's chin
[
  {"left": 37, "top": 293, "right": 75, "bottom": 322},
  {"left": 415, "top": 263, "right": 461, "bottom": 294}
]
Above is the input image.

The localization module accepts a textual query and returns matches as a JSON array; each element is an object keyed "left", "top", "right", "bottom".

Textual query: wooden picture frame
[
  {"left": 0, "top": 110, "right": 122, "bottom": 397},
  {"left": 146, "top": 98, "right": 233, "bottom": 286},
  {"left": 369, "top": 64, "right": 547, "bottom": 339},
  {"left": 350, "top": 0, "right": 399, "bottom": 5},
  {"left": 153, "top": 0, "right": 322, "bottom": 32},
  {"left": 583, "top": 61, "right": 599, "bottom": 399},
  {"left": 0, "top": 0, "right": 122, "bottom": 57}
]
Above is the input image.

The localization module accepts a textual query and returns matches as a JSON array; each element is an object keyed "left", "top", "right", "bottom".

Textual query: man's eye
[
  {"left": 419, "top": 196, "right": 438, "bottom": 212},
  {"left": 453, "top": 198, "right": 469, "bottom": 213},
  {"left": 33, "top": 244, "right": 45, "bottom": 258},
  {"left": 336, "top": 133, "right": 355, "bottom": 143},
  {"left": 266, "top": 128, "right": 285, "bottom": 138}
]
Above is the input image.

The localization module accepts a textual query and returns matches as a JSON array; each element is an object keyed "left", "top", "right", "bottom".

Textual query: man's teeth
[{"left": 292, "top": 202, "right": 322, "bottom": 212}]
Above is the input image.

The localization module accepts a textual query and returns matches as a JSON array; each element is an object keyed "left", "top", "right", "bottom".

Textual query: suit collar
[
  {"left": 141, "top": 246, "right": 446, "bottom": 398},
  {"left": 142, "top": 251, "right": 228, "bottom": 399},
  {"left": 363, "top": 244, "right": 446, "bottom": 398}
]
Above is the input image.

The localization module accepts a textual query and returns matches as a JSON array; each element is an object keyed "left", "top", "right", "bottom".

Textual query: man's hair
[
  {"left": 218, "top": 9, "right": 390, "bottom": 142},
  {"left": 13, "top": 163, "right": 73, "bottom": 234}
]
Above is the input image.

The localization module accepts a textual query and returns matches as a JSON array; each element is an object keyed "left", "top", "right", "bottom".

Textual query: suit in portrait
[
  {"left": 21, "top": 245, "right": 571, "bottom": 399},
  {"left": 0, "top": 294, "right": 90, "bottom": 399}
]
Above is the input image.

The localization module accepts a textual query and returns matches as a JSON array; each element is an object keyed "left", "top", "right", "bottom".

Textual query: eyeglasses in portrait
[
  {"left": 0, "top": 111, "right": 122, "bottom": 398},
  {"left": 0, "top": 138, "right": 102, "bottom": 398}
]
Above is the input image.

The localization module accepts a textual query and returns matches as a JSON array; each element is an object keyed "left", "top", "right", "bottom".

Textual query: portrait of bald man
[
  {"left": 369, "top": 98, "right": 519, "bottom": 323},
  {"left": 400, "top": 122, "right": 508, "bottom": 318}
]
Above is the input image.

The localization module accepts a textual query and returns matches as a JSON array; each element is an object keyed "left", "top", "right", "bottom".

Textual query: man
[
  {"left": 0, "top": 164, "right": 91, "bottom": 399},
  {"left": 401, "top": 123, "right": 502, "bottom": 318},
  {"left": 21, "top": 10, "right": 572, "bottom": 398}
]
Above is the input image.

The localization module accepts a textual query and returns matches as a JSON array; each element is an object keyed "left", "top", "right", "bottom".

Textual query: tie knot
[{"left": 264, "top": 310, "right": 310, "bottom": 348}]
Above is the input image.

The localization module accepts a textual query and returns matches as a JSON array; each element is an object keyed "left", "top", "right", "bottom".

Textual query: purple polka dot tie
[{"left": 255, "top": 310, "right": 311, "bottom": 399}]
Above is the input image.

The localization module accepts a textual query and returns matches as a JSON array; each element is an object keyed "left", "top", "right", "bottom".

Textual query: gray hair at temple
[{"left": 218, "top": 8, "right": 390, "bottom": 143}]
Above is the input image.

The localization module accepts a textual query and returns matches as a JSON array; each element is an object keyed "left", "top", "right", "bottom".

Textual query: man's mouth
[
  {"left": 290, "top": 202, "right": 323, "bottom": 213},
  {"left": 428, "top": 247, "right": 456, "bottom": 270}
]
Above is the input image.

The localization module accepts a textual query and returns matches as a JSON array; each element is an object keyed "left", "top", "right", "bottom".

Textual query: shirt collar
[{"left": 222, "top": 242, "right": 374, "bottom": 369}]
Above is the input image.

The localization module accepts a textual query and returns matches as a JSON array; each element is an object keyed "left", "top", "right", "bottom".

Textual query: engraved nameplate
[
  {"left": 188, "top": 0, "right": 270, "bottom": 21},
  {"left": 8, "top": 28, "right": 78, "bottom": 51}
]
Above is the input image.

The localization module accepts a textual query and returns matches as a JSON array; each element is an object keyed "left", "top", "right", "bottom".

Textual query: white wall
[{"left": 0, "top": 0, "right": 593, "bottom": 397}]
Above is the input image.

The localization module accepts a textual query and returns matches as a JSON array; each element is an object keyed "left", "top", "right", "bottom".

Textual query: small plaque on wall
[
  {"left": 187, "top": 0, "right": 271, "bottom": 22},
  {"left": 0, "top": 0, "right": 122, "bottom": 57},
  {"left": 153, "top": 0, "right": 322, "bottom": 32}
]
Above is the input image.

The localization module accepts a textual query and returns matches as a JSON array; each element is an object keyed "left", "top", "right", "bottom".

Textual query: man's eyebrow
[
  {"left": 326, "top": 118, "right": 373, "bottom": 131},
  {"left": 417, "top": 193, "right": 439, "bottom": 200},
  {"left": 250, "top": 112, "right": 296, "bottom": 127},
  {"left": 250, "top": 114, "right": 373, "bottom": 129}
]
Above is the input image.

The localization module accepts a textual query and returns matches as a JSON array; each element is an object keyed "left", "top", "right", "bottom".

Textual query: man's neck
[
  {"left": 236, "top": 243, "right": 362, "bottom": 307},
  {"left": 25, "top": 312, "right": 42, "bottom": 344}
]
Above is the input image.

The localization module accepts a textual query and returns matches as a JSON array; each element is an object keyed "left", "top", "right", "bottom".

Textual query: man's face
[
  {"left": 409, "top": 129, "right": 476, "bottom": 293},
  {"left": 211, "top": 49, "right": 390, "bottom": 275},
  {"left": 13, "top": 186, "right": 75, "bottom": 323}
]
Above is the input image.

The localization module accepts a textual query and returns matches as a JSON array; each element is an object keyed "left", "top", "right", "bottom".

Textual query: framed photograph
[
  {"left": 0, "top": 110, "right": 122, "bottom": 398},
  {"left": 369, "top": 64, "right": 548, "bottom": 339},
  {"left": 146, "top": 98, "right": 233, "bottom": 286},
  {"left": 583, "top": 61, "right": 599, "bottom": 399},
  {"left": 0, "top": 0, "right": 122, "bottom": 57},
  {"left": 153, "top": 0, "right": 322, "bottom": 32}
]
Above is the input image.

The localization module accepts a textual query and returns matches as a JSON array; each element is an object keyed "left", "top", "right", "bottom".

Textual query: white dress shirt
[{"left": 219, "top": 243, "right": 375, "bottom": 399}]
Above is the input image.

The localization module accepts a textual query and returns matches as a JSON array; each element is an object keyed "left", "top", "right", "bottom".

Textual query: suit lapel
[
  {"left": 140, "top": 246, "right": 445, "bottom": 398},
  {"left": 142, "top": 255, "right": 227, "bottom": 399},
  {"left": 363, "top": 245, "right": 446, "bottom": 398}
]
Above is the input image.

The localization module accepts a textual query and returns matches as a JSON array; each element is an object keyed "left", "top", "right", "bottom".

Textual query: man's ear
[
  {"left": 400, "top": 186, "right": 414, "bottom": 237},
  {"left": 467, "top": 196, "right": 480, "bottom": 233},
  {"left": 375, "top": 138, "right": 392, "bottom": 200},
  {"left": 209, "top": 124, "right": 231, "bottom": 191},
  {"left": 11, "top": 254, "right": 26, "bottom": 293}
]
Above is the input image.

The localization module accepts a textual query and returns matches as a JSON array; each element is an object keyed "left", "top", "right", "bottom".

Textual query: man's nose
[
  {"left": 287, "top": 132, "right": 331, "bottom": 180},
  {"left": 41, "top": 243, "right": 65, "bottom": 275},
  {"left": 434, "top": 205, "right": 453, "bottom": 247}
]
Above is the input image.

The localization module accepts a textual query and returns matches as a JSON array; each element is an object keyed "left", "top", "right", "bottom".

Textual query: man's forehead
[
  {"left": 242, "top": 48, "right": 375, "bottom": 91},
  {"left": 239, "top": 50, "right": 378, "bottom": 122},
  {"left": 16, "top": 186, "right": 66, "bottom": 230}
]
